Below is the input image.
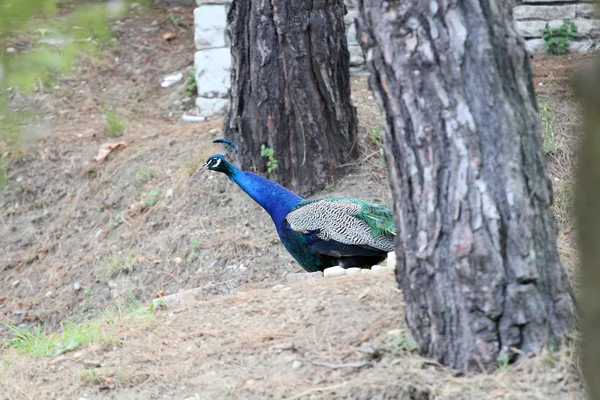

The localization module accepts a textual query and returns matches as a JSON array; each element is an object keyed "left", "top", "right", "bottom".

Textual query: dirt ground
[{"left": 0, "top": 5, "right": 588, "bottom": 400}]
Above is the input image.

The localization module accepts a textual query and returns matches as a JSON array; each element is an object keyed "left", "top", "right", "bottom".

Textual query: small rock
[
  {"left": 371, "top": 265, "right": 385, "bottom": 272},
  {"left": 173, "top": 307, "right": 188, "bottom": 314},
  {"left": 6, "top": 47, "right": 16, "bottom": 53},
  {"left": 245, "top": 379, "right": 256, "bottom": 386},
  {"left": 324, "top": 266, "right": 346, "bottom": 278},
  {"left": 181, "top": 115, "right": 206, "bottom": 123},
  {"left": 83, "top": 360, "right": 101, "bottom": 368},
  {"left": 186, "top": 345, "right": 194, "bottom": 352},
  {"left": 208, "top": 128, "right": 219, "bottom": 135},
  {"left": 165, "top": 188, "right": 174, "bottom": 198},
  {"left": 292, "top": 360, "right": 303, "bottom": 370},
  {"left": 11, "top": 280, "right": 20, "bottom": 288},
  {"left": 73, "top": 351, "right": 84, "bottom": 360},
  {"left": 174, "top": 256, "right": 183, "bottom": 264},
  {"left": 169, "top": 139, "right": 177, "bottom": 146},
  {"left": 141, "top": 133, "right": 159, "bottom": 141},
  {"left": 386, "top": 251, "right": 396, "bottom": 270},
  {"left": 50, "top": 355, "right": 67, "bottom": 365},
  {"left": 386, "top": 329, "right": 403, "bottom": 338},
  {"left": 161, "top": 72, "right": 183, "bottom": 88},
  {"left": 73, "top": 282, "right": 81, "bottom": 291},
  {"left": 272, "top": 284, "right": 286, "bottom": 291},
  {"left": 345, "top": 267, "right": 361, "bottom": 276},
  {"left": 360, "top": 269, "right": 371, "bottom": 274},
  {"left": 286, "top": 271, "right": 324, "bottom": 284}
]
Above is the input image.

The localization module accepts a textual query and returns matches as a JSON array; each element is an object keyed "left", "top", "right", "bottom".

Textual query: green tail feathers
[
  {"left": 307, "top": 197, "right": 396, "bottom": 237},
  {"left": 354, "top": 203, "right": 396, "bottom": 237}
]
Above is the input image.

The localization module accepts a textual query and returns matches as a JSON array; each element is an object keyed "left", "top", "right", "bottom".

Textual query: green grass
[
  {"left": 99, "top": 251, "right": 136, "bottom": 277},
  {"left": 0, "top": 165, "right": 7, "bottom": 189},
  {"left": 103, "top": 107, "right": 124, "bottom": 137},
  {"left": 141, "top": 188, "right": 162, "bottom": 209},
  {"left": 134, "top": 165, "right": 157, "bottom": 187},
  {"left": 2, "top": 320, "right": 117, "bottom": 358},
  {"left": 539, "top": 103, "right": 557, "bottom": 155}
]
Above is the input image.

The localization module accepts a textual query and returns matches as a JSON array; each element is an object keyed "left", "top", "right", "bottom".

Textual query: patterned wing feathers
[{"left": 286, "top": 198, "right": 394, "bottom": 252}]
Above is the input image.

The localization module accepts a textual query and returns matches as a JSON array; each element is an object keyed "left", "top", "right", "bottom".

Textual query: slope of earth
[
  {"left": 0, "top": 6, "right": 389, "bottom": 334},
  {"left": 0, "top": 271, "right": 584, "bottom": 399},
  {"left": 0, "top": 4, "right": 588, "bottom": 399}
]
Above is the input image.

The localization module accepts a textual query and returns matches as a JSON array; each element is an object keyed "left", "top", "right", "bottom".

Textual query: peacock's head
[{"left": 200, "top": 154, "right": 230, "bottom": 173}]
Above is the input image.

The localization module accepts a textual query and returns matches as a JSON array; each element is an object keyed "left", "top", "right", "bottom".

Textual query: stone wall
[
  {"left": 193, "top": 0, "right": 231, "bottom": 118},
  {"left": 193, "top": 0, "right": 598, "bottom": 118},
  {"left": 514, "top": 0, "right": 600, "bottom": 54}
]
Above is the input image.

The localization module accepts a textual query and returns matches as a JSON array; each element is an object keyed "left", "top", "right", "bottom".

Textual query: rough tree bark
[
  {"left": 575, "top": 63, "right": 600, "bottom": 399},
  {"left": 223, "top": 0, "right": 358, "bottom": 196},
  {"left": 357, "top": 0, "right": 576, "bottom": 370}
]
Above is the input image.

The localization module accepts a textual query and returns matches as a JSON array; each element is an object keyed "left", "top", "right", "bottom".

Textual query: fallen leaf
[
  {"left": 94, "top": 142, "right": 127, "bottom": 162},
  {"left": 162, "top": 32, "right": 178, "bottom": 41}
]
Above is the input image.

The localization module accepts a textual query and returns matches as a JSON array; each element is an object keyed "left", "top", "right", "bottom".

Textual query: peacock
[{"left": 200, "top": 139, "right": 396, "bottom": 273}]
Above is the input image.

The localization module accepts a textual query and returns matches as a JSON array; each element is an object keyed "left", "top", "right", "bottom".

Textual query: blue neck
[{"left": 228, "top": 167, "right": 304, "bottom": 226}]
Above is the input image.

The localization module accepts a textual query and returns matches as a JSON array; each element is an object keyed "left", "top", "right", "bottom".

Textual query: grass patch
[
  {"left": 1, "top": 320, "right": 117, "bottom": 358},
  {"left": 0, "top": 164, "right": 7, "bottom": 189},
  {"left": 102, "top": 107, "right": 125, "bottom": 137},
  {"left": 141, "top": 188, "right": 163, "bottom": 210},
  {"left": 539, "top": 103, "right": 557, "bottom": 155},
  {"left": 99, "top": 251, "right": 136, "bottom": 278},
  {"left": 134, "top": 165, "right": 157, "bottom": 187}
]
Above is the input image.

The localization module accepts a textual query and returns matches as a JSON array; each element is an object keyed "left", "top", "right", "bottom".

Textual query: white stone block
[
  {"left": 324, "top": 266, "right": 346, "bottom": 278},
  {"left": 515, "top": 19, "right": 600, "bottom": 38},
  {"left": 525, "top": 38, "right": 546, "bottom": 55},
  {"left": 197, "top": 0, "right": 232, "bottom": 4},
  {"left": 344, "top": 9, "right": 359, "bottom": 25},
  {"left": 361, "top": 268, "right": 371, "bottom": 274},
  {"left": 349, "top": 45, "right": 364, "bottom": 66},
  {"left": 194, "top": 5, "right": 228, "bottom": 50},
  {"left": 386, "top": 251, "right": 396, "bottom": 270},
  {"left": 513, "top": 5, "right": 576, "bottom": 21},
  {"left": 346, "top": 22, "right": 358, "bottom": 46},
  {"left": 194, "top": 48, "right": 230, "bottom": 98},
  {"left": 371, "top": 265, "right": 385, "bottom": 272},
  {"left": 577, "top": 3, "right": 598, "bottom": 18},
  {"left": 196, "top": 97, "right": 229, "bottom": 117},
  {"left": 345, "top": 267, "right": 361, "bottom": 276}
]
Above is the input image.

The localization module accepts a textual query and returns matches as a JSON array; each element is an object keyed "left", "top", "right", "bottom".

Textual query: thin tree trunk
[
  {"left": 357, "top": 0, "right": 576, "bottom": 371},
  {"left": 223, "top": 0, "right": 358, "bottom": 196},
  {"left": 575, "top": 62, "right": 600, "bottom": 399}
]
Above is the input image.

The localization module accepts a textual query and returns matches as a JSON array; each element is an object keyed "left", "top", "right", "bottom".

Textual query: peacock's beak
[{"left": 198, "top": 162, "right": 209, "bottom": 171}]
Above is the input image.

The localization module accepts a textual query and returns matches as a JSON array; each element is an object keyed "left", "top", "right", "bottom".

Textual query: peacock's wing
[{"left": 285, "top": 198, "right": 395, "bottom": 254}]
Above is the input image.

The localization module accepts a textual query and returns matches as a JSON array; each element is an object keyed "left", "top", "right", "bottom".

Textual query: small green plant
[
  {"left": 141, "top": 189, "right": 162, "bottom": 209},
  {"left": 166, "top": 12, "right": 183, "bottom": 26},
  {"left": 186, "top": 68, "right": 197, "bottom": 96},
  {"left": 369, "top": 126, "right": 383, "bottom": 145},
  {"left": 188, "top": 237, "right": 200, "bottom": 262},
  {"left": 539, "top": 103, "right": 556, "bottom": 155},
  {"left": 497, "top": 353, "right": 510, "bottom": 369},
  {"left": 134, "top": 165, "right": 157, "bottom": 187},
  {"left": 385, "top": 332, "right": 419, "bottom": 353},
  {"left": 542, "top": 20, "right": 578, "bottom": 55},
  {"left": 102, "top": 107, "right": 124, "bottom": 137},
  {"left": 0, "top": 165, "right": 7, "bottom": 189},
  {"left": 100, "top": 251, "right": 136, "bottom": 277},
  {"left": 260, "top": 144, "right": 278, "bottom": 176}
]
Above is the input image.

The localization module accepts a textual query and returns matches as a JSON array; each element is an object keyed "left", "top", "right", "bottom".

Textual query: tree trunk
[
  {"left": 575, "top": 63, "right": 600, "bottom": 399},
  {"left": 223, "top": 0, "right": 358, "bottom": 196},
  {"left": 357, "top": 0, "right": 576, "bottom": 371}
]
